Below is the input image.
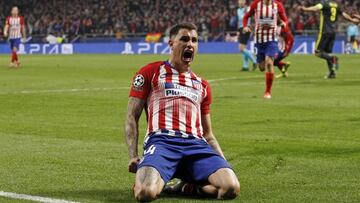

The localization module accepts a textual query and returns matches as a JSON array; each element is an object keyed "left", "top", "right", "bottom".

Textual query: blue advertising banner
[{"left": 0, "top": 37, "right": 346, "bottom": 55}]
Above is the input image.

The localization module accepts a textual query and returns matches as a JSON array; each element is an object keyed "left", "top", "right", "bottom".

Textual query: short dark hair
[{"left": 169, "top": 23, "right": 198, "bottom": 39}]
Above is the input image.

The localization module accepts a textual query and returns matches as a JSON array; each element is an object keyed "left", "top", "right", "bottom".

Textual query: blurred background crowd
[{"left": 0, "top": 0, "right": 359, "bottom": 44}]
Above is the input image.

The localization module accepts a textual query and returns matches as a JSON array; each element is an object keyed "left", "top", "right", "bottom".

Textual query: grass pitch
[{"left": 0, "top": 54, "right": 359, "bottom": 203}]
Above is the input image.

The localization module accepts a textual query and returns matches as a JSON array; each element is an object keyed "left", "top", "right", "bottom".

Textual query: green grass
[{"left": 0, "top": 54, "right": 359, "bottom": 203}]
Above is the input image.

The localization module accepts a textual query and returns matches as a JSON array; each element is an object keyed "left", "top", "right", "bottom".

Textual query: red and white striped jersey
[
  {"left": 243, "top": 0, "right": 288, "bottom": 43},
  {"left": 129, "top": 61, "right": 211, "bottom": 139},
  {"left": 6, "top": 16, "right": 25, "bottom": 39}
]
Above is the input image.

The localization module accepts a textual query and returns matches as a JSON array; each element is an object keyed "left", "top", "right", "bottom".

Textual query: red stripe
[
  {"left": 272, "top": 2, "right": 275, "bottom": 41},
  {"left": 148, "top": 101, "right": 153, "bottom": 133},
  {"left": 185, "top": 101, "right": 192, "bottom": 135},
  {"left": 260, "top": 1, "right": 264, "bottom": 43},
  {"left": 148, "top": 65, "right": 161, "bottom": 133},
  {"left": 178, "top": 74, "right": 190, "bottom": 133},
  {"left": 196, "top": 111, "right": 201, "bottom": 137},
  {"left": 172, "top": 100, "right": 179, "bottom": 131},
  {"left": 158, "top": 66, "right": 172, "bottom": 129}
]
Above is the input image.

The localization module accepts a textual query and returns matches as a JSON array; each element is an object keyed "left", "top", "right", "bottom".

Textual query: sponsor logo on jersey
[{"left": 164, "top": 82, "right": 199, "bottom": 102}]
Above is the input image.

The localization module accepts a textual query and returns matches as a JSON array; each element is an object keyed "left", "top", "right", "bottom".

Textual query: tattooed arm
[{"left": 125, "top": 97, "right": 145, "bottom": 173}]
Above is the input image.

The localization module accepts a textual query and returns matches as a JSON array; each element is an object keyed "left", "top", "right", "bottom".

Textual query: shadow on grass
[{"left": 38, "top": 189, "right": 216, "bottom": 202}]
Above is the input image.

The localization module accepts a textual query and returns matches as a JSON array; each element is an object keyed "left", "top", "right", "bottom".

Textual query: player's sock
[
  {"left": 277, "top": 61, "right": 285, "bottom": 72},
  {"left": 11, "top": 51, "right": 16, "bottom": 62},
  {"left": 326, "top": 60, "right": 335, "bottom": 74},
  {"left": 243, "top": 49, "right": 256, "bottom": 64},
  {"left": 14, "top": 52, "right": 18, "bottom": 62},
  {"left": 242, "top": 52, "right": 249, "bottom": 70},
  {"left": 319, "top": 53, "right": 333, "bottom": 61},
  {"left": 265, "top": 72, "right": 274, "bottom": 93}
]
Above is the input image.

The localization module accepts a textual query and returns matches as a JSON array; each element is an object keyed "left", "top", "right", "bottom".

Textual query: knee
[
  {"left": 259, "top": 64, "right": 265, "bottom": 71},
  {"left": 218, "top": 180, "right": 240, "bottom": 200},
  {"left": 134, "top": 184, "right": 158, "bottom": 202}
]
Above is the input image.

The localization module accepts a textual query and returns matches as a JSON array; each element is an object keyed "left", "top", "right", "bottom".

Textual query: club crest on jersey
[
  {"left": 192, "top": 80, "right": 202, "bottom": 90},
  {"left": 133, "top": 74, "right": 145, "bottom": 87}
]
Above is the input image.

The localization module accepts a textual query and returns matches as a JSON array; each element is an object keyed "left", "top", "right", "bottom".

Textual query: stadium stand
[{"left": 0, "top": 0, "right": 359, "bottom": 42}]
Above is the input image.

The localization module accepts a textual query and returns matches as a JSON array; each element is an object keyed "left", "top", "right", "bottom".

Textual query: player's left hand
[
  {"left": 128, "top": 156, "right": 140, "bottom": 173},
  {"left": 21, "top": 38, "right": 26, "bottom": 43}
]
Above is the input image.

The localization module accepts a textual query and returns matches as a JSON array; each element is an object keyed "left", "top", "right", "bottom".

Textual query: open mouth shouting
[{"left": 182, "top": 48, "right": 194, "bottom": 64}]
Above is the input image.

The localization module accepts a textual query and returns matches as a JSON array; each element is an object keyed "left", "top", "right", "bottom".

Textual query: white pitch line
[
  {"left": 0, "top": 76, "right": 358, "bottom": 95},
  {"left": 0, "top": 87, "right": 129, "bottom": 95},
  {"left": 0, "top": 76, "right": 244, "bottom": 95},
  {"left": 0, "top": 191, "right": 80, "bottom": 203}
]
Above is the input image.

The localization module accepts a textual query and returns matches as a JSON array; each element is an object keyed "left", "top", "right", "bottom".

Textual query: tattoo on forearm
[{"left": 125, "top": 97, "right": 145, "bottom": 158}]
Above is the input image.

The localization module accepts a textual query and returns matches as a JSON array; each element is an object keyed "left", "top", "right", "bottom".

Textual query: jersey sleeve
[
  {"left": 277, "top": 2, "right": 288, "bottom": 26},
  {"left": 129, "top": 63, "right": 158, "bottom": 100},
  {"left": 201, "top": 81, "right": 212, "bottom": 115},
  {"left": 243, "top": 0, "right": 258, "bottom": 27}
]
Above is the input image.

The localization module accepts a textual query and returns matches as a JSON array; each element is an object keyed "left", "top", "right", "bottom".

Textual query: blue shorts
[
  {"left": 274, "top": 51, "right": 286, "bottom": 65},
  {"left": 138, "top": 134, "right": 232, "bottom": 184},
  {"left": 255, "top": 41, "right": 279, "bottom": 63},
  {"left": 10, "top": 38, "right": 21, "bottom": 50}
]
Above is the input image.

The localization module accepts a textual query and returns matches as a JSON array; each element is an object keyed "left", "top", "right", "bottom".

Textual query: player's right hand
[
  {"left": 3, "top": 32, "right": 8, "bottom": 38},
  {"left": 128, "top": 156, "right": 140, "bottom": 173},
  {"left": 243, "top": 27, "right": 251, "bottom": 33}
]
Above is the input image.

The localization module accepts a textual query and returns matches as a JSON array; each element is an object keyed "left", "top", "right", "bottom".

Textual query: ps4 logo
[
  {"left": 18, "top": 44, "right": 73, "bottom": 55},
  {"left": 121, "top": 42, "right": 170, "bottom": 55}
]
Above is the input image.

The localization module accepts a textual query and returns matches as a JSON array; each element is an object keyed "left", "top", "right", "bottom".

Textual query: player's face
[
  {"left": 169, "top": 29, "right": 198, "bottom": 68},
  {"left": 11, "top": 7, "right": 19, "bottom": 16},
  {"left": 238, "top": 0, "right": 245, "bottom": 7}
]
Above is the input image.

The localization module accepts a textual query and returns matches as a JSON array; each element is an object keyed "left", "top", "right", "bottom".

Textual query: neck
[{"left": 168, "top": 57, "right": 189, "bottom": 73}]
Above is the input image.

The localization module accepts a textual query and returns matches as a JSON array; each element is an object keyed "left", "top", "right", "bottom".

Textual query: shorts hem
[{"left": 137, "top": 164, "right": 169, "bottom": 184}]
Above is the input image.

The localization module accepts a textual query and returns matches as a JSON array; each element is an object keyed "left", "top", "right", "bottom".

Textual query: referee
[
  {"left": 237, "top": 0, "right": 256, "bottom": 71},
  {"left": 301, "top": 0, "right": 359, "bottom": 79}
]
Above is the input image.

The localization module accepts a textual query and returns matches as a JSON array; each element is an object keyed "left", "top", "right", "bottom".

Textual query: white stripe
[
  {"left": 263, "top": 29, "right": 268, "bottom": 43},
  {"left": 184, "top": 73, "right": 193, "bottom": 87},
  {"left": 151, "top": 67, "right": 166, "bottom": 131},
  {"left": 191, "top": 104, "right": 197, "bottom": 136},
  {"left": 268, "top": 28, "right": 273, "bottom": 42},
  {"left": 0, "top": 191, "right": 80, "bottom": 203},
  {"left": 164, "top": 99, "right": 173, "bottom": 130},
  {"left": 178, "top": 101, "right": 187, "bottom": 133}
]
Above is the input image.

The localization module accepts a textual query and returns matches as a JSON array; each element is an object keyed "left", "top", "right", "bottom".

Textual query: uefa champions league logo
[{"left": 133, "top": 74, "right": 145, "bottom": 87}]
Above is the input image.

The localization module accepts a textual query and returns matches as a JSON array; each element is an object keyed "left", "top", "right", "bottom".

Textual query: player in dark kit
[
  {"left": 274, "top": 24, "right": 294, "bottom": 78},
  {"left": 300, "top": 0, "right": 359, "bottom": 79}
]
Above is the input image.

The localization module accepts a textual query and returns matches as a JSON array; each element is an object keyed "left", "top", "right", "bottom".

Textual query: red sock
[
  {"left": 14, "top": 52, "right": 18, "bottom": 62},
  {"left": 277, "top": 61, "right": 285, "bottom": 71},
  {"left": 11, "top": 51, "right": 17, "bottom": 62},
  {"left": 265, "top": 72, "right": 274, "bottom": 93}
]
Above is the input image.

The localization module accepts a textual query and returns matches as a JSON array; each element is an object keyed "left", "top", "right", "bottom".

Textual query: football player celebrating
[
  {"left": 3, "top": 6, "right": 26, "bottom": 68},
  {"left": 300, "top": 0, "right": 360, "bottom": 78},
  {"left": 275, "top": 22, "right": 294, "bottom": 78},
  {"left": 243, "top": 0, "right": 288, "bottom": 99},
  {"left": 125, "top": 23, "right": 240, "bottom": 202}
]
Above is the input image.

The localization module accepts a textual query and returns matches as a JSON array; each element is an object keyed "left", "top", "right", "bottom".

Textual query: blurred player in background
[
  {"left": 300, "top": 0, "right": 359, "bottom": 79},
  {"left": 274, "top": 22, "right": 294, "bottom": 78},
  {"left": 125, "top": 23, "right": 240, "bottom": 202},
  {"left": 237, "top": 0, "right": 257, "bottom": 71},
  {"left": 3, "top": 6, "right": 26, "bottom": 68},
  {"left": 243, "top": 0, "right": 288, "bottom": 99}
]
